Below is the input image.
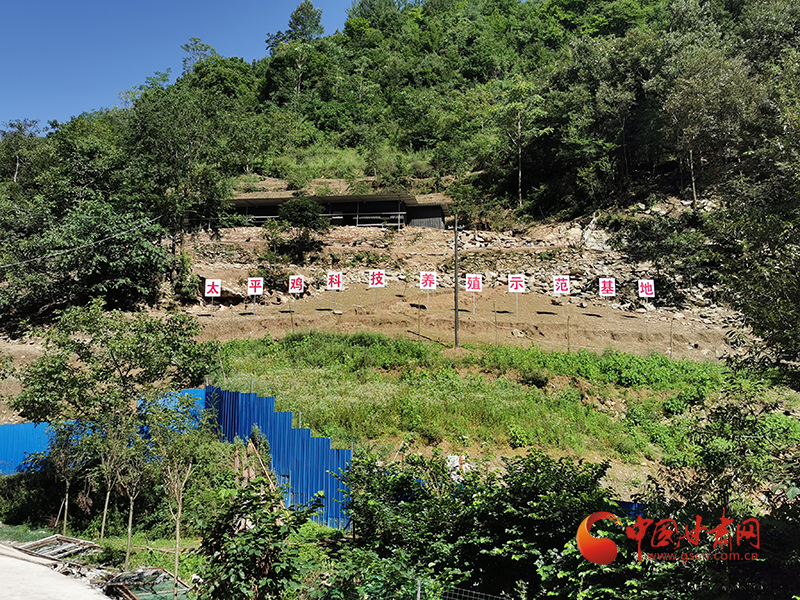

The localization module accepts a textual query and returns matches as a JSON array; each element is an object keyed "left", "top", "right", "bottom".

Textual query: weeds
[{"left": 215, "top": 332, "right": 740, "bottom": 462}]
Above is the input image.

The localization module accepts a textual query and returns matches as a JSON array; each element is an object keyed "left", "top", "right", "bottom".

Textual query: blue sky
[{"left": 1, "top": 0, "right": 352, "bottom": 127}]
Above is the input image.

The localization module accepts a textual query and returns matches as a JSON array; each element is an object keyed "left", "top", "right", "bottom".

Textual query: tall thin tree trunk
[
  {"left": 62, "top": 482, "right": 70, "bottom": 536},
  {"left": 689, "top": 148, "right": 698, "bottom": 209},
  {"left": 517, "top": 113, "right": 523, "bottom": 209},
  {"left": 100, "top": 487, "right": 112, "bottom": 541},
  {"left": 173, "top": 497, "right": 182, "bottom": 600},
  {"left": 125, "top": 496, "right": 135, "bottom": 571}
]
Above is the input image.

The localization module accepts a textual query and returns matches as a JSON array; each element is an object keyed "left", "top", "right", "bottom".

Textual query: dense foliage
[
  {"left": 4, "top": 1, "right": 800, "bottom": 594},
  {"left": 3, "top": 0, "right": 800, "bottom": 366}
]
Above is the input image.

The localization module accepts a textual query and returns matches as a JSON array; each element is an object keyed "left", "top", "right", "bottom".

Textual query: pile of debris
[{"left": 8, "top": 534, "right": 190, "bottom": 599}]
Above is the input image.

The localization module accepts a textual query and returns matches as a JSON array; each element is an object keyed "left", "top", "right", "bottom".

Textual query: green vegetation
[
  {"left": 217, "top": 331, "right": 783, "bottom": 469},
  {"left": 4, "top": 0, "right": 800, "bottom": 368},
  {"left": 3, "top": 327, "right": 800, "bottom": 598},
  {"left": 5, "top": 0, "right": 800, "bottom": 596}
]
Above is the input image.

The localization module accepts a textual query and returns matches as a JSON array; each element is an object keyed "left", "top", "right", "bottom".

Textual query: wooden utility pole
[{"left": 454, "top": 213, "right": 460, "bottom": 348}]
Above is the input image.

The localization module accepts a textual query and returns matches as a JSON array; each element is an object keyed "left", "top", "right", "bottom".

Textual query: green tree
[
  {"left": 0, "top": 119, "right": 45, "bottom": 185},
  {"left": 287, "top": 0, "right": 324, "bottom": 42},
  {"left": 146, "top": 395, "right": 214, "bottom": 600},
  {"left": 86, "top": 407, "right": 142, "bottom": 541},
  {"left": 115, "top": 419, "right": 155, "bottom": 570},
  {"left": 340, "top": 449, "right": 617, "bottom": 595},
  {"left": 181, "top": 37, "right": 219, "bottom": 75},
  {"left": 43, "top": 421, "right": 91, "bottom": 536},
  {"left": 198, "top": 476, "right": 322, "bottom": 600},
  {"left": 125, "top": 78, "right": 232, "bottom": 260},
  {"left": 276, "top": 196, "right": 329, "bottom": 264},
  {"left": 10, "top": 299, "right": 216, "bottom": 424},
  {"left": 495, "top": 75, "right": 550, "bottom": 209},
  {"left": 266, "top": 0, "right": 324, "bottom": 53},
  {"left": 0, "top": 111, "right": 168, "bottom": 328}
]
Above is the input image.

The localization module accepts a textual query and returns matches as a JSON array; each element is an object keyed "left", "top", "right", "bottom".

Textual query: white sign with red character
[
  {"left": 465, "top": 274, "right": 483, "bottom": 292},
  {"left": 289, "top": 275, "right": 305, "bottom": 294},
  {"left": 553, "top": 275, "right": 570, "bottom": 295},
  {"left": 420, "top": 272, "right": 437, "bottom": 290},
  {"left": 508, "top": 274, "right": 526, "bottom": 293},
  {"left": 599, "top": 278, "right": 616, "bottom": 297},
  {"left": 327, "top": 272, "right": 344, "bottom": 291},
  {"left": 204, "top": 279, "right": 221, "bottom": 297},
  {"left": 247, "top": 277, "right": 264, "bottom": 296},
  {"left": 638, "top": 279, "right": 655, "bottom": 298},
  {"left": 368, "top": 269, "right": 386, "bottom": 288}
]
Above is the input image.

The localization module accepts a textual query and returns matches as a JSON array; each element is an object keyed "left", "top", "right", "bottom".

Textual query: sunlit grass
[{"left": 213, "top": 331, "right": 734, "bottom": 463}]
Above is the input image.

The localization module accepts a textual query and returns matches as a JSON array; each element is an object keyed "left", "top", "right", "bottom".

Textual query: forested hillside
[
  {"left": 5, "top": 3, "right": 800, "bottom": 596},
  {"left": 3, "top": 0, "right": 800, "bottom": 366}
]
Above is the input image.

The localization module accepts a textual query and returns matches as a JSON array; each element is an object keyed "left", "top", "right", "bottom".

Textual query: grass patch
[
  {"left": 0, "top": 522, "right": 55, "bottom": 543},
  {"left": 216, "top": 331, "right": 738, "bottom": 462}
]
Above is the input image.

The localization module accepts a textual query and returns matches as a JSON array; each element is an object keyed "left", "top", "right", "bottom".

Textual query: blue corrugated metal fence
[
  {"left": 0, "top": 422, "right": 50, "bottom": 475},
  {"left": 203, "top": 386, "right": 351, "bottom": 529},
  {"left": 0, "top": 388, "right": 351, "bottom": 529}
]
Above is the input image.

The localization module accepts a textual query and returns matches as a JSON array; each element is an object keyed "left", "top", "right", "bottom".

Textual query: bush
[{"left": 173, "top": 252, "right": 200, "bottom": 304}]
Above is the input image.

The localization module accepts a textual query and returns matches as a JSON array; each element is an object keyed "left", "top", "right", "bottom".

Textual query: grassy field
[{"left": 214, "top": 331, "right": 778, "bottom": 465}]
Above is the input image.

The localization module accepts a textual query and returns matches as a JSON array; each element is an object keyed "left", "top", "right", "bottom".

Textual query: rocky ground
[
  {"left": 0, "top": 209, "right": 741, "bottom": 502},
  {"left": 0, "top": 213, "right": 736, "bottom": 419},
  {"left": 182, "top": 217, "right": 733, "bottom": 356}
]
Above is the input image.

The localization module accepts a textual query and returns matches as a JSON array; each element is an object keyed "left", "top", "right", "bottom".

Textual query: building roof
[{"left": 230, "top": 192, "right": 450, "bottom": 214}]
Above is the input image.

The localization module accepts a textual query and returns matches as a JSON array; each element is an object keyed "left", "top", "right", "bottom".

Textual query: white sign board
[
  {"left": 465, "top": 273, "right": 483, "bottom": 292},
  {"left": 204, "top": 279, "right": 221, "bottom": 297},
  {"left": 599, "top": 278, "right": 616, "bottom": 297},
  {"left": 368, "top": 269, "right": 386, "bottom": 288},
  {"left": 288, "top": 275, "right": 305, "bottom": 294},
  {"left": 508, "top": 274, "right": 526, "bottom": 293},
  {"left": 247, "top": 277, "right": 264, "bottom": 296},
  {"left": 420, "top": 272, "right": 437, "bottom": 290},
  {"left": 327, "top": 272, "right": 344, "bottom": 291},
  {"left": 553, "top": 275, "right": 570, "bottom": 295}
]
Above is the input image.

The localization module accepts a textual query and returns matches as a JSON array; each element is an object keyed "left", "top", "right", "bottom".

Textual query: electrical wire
[{"left": 0, "top": 216, "right": 160, "bottom": 270}]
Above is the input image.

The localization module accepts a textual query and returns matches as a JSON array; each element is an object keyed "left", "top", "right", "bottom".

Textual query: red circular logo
[{"left": 577, "top": 512, "right": 622, "bottom": 565}]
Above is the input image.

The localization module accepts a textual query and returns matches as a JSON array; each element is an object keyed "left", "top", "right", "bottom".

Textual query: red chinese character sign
[
  {"left": 599, "top": 277, "right": 615, "bottom": 318},
  {"left": 369, "top": 269, "right": 386, "bottom": 313},
  {"left": 368, "top": 270, "right": 386, "bottom": 288},
  {"left": 508, "top": 274, "right": 526, "bottom": 293},
  {"left": 328, "top": 272, "right": 344, "bottom": 313},
  {"left": 247, "top": 277, "right": 264, "bottom": 296},
  {"left": 466, "top": 273, "right": 482, "bottom": 314},
  {"left": 509, "top": 274, "right": 525, "bottom": 316},
  {"left": 553, "top": 275, "right": 570, "bottom": 295},
  {"left": 638, "top": 279, "right": 655, "bottom": 298},
  {"left": 419, "top": 272, "right": 437, "bottom": 290},
  {"left": 204, "top": 279, "right": 221, "bottom": 297},
  {"left": 289, "top": 275, "right": 305, "bottom": 294},
  {"left": 599, "top": 278, "right": 616, "bottom": 297},
  {"left": 327, "top": 272, "right": 344, "bottom": 291},
  {"left": 465, "top": 274, "right": 482, "bottom": 292},
  {"left": 553, "top": 275, "right": 570, "bottom": 317},
  {"left": 204, "top": 278, "right": 221, "bottom": 311},
  {"left": 247, "top": 277, "right": 264, "bottom": 311}
]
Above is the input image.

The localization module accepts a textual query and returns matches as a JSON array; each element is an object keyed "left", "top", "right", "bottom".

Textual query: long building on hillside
[{"left": 230, "top": 192, "right": 448, "bottom": 229}]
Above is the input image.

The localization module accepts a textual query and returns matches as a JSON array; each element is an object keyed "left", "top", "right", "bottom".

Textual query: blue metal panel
[
  {"left": 204, "top": 386, "right": 352, "bottom": 529},
  {"left": 0, "top": 422, "right": 51, "bottom": 475}
]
